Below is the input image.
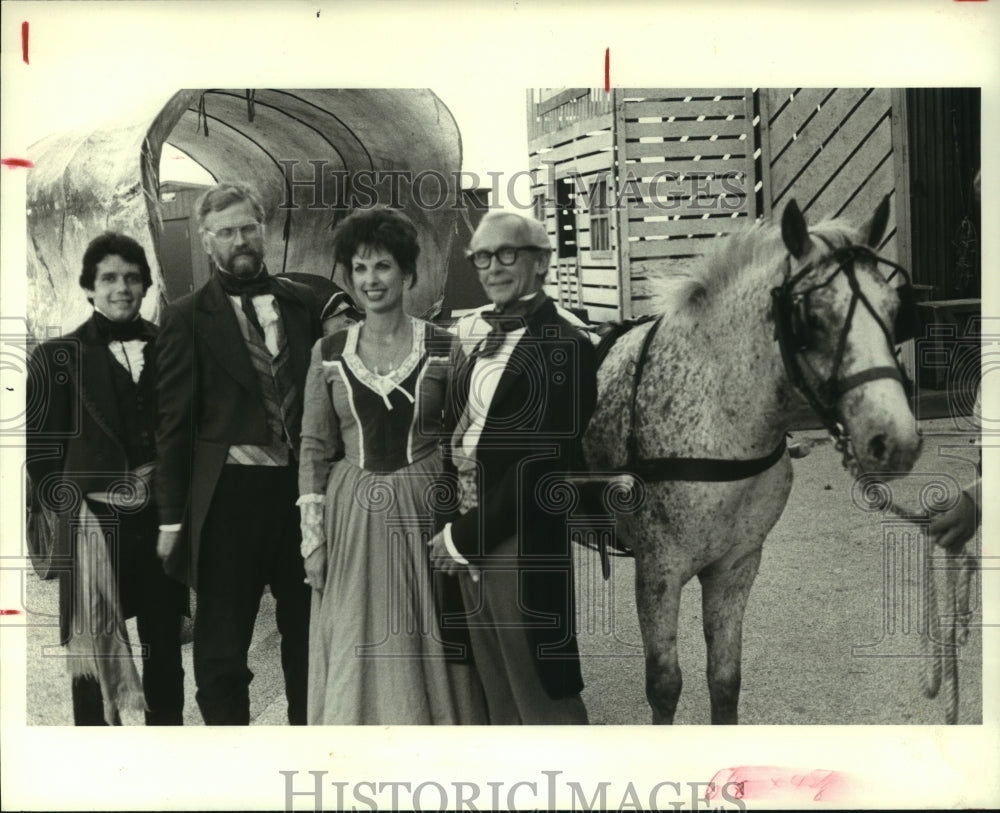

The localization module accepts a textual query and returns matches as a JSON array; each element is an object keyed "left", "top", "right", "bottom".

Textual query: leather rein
[{"left": 621, "top": 316, "right": 787, "bottom": 483}]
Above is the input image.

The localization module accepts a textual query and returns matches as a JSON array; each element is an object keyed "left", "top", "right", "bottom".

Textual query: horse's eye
[{"left": 793, "top": 300, "right": 824, "bottom": 350}]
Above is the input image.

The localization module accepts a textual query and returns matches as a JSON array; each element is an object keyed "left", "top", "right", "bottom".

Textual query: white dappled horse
[{"left": 583, "top": 197, "right": 921, "bottom": 723}]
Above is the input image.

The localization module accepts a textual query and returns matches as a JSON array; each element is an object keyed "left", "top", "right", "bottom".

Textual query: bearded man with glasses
[
  {"left": 155, "top": 182, "right": 321, "bottom": 725},
  {"left": 428, "top": 210, "right": 597, "bottom": 724}
]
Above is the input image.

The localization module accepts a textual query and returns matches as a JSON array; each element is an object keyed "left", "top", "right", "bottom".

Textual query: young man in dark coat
[{"left": 26, "top": 232, "right": 187, "bottom": 725}]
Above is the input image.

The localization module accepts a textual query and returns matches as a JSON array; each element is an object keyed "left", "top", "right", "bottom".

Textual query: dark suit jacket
[
  {"left": 26, "top": 314, "right": 159, "bottom": 507},
  {"left": 439, "top": 297, "right": 598, "bottom": 698},
  {"left": 25, "top": 314, "right": 170, "bottom": 638},
  {"left": 154, "top": 273, "right": 321, "bottom": 587}
]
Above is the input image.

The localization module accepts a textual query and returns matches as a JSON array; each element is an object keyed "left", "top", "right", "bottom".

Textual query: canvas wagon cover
[{"left": 26, "top": 88, "right": 463, "bottom": 335}]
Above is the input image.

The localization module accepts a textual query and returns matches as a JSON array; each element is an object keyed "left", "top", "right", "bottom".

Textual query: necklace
[{"left": 359, "top": 321, "right": 412, "bottom": 376}]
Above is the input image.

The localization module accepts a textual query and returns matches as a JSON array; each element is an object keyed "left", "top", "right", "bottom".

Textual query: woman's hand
[
  {"left": 299, "top": 499, "right": 326, "bottom": 589},
  {"left": 304, "top": 546, "right": 327, "bottom": 591}
]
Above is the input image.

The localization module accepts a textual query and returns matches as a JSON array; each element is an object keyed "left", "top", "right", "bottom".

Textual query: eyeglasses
[
  {"left": 204, "top": 222, "right": 263, "bottom": 242},
  {"left": 466, "top": 246, "right": 546, "bottom": 270}
]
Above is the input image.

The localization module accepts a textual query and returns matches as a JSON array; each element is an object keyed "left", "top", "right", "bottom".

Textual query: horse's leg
[
  {"left": 697, "top": 545, "right": 763, "bottom": 724},
  {"left": 635, "top": 557, "right": 685, "bottom": 724}
]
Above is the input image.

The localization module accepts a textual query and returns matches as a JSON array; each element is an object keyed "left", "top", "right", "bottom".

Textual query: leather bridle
[
  {"left": 610, "top": 236, "right": 915, "bottom": 482},
  {"left": 770, "top": 235, "right": 916, "bottom": 468}
]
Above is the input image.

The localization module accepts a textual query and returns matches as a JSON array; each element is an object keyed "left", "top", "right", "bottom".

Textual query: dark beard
[{"left": 224, "top": 250, "right": 263, "bottom": 278}]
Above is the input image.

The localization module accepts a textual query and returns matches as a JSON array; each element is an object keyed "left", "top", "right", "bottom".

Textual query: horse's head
[{"left": 773, "top": 197, "right": 921, "bottom": 476}]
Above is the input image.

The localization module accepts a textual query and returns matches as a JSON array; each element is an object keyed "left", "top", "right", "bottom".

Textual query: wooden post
[
  {"left": 757, "top": 89, "right": 774, "bottom": 220},
  {"left": 742, "top": 89, "right": 759, "bottom": 221},
  {"left": 890, "top": 89, "right": 916, "bottom": 380},
  {"left": 613, "top": 88, "right": 632, "bottom": 321},
  {"left": 890, "top": 89, "right": 913, "bottom": 274}
]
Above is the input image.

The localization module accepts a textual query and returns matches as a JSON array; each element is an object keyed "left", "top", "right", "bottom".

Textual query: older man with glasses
[
  {"left": 155, "top": 182, "right": 321, "bottom": 725},
  {"left": 429, "top": 210, "right": 598, "bottom": 724}
]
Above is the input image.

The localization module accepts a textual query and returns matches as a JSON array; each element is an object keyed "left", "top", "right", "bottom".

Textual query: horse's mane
[{"left": 646, "top": 215, "right": 862, "bottom": 317}]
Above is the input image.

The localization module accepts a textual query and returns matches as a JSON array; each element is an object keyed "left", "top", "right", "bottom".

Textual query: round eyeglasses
[
  {"left": 204, "top": 222, "right": 263, "bottom": 242},
  {"left": 466, "top": 246, "right": 546, "bottom": 270}
]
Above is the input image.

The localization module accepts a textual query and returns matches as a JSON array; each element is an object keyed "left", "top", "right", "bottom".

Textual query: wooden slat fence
[
  {"left": 759, "top": 88, "right": 901, "bottom": 264},
  {"left": 527, "top": 87, "right": 910, "bottom": 324},
  {"left": 619, "top": 88, "right": 757, "bottom": 317},
  {"left": 529, "top": 103, "right": 619, "bottom": 324}
]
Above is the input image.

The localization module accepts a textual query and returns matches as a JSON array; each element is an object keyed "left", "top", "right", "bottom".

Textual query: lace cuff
[{"left": 299, "top": 500, "right": 325, "bottom": 558}]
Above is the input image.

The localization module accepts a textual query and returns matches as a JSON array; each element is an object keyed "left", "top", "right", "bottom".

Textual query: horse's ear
[
  {"left": 863, "top": 194, "right": 891, "bottom": 248},
  {"left": 781, "top": 199, "right": 813, "bottom": 259}
]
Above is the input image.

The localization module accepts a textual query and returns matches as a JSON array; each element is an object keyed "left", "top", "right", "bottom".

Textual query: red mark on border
[
  {"left": 706, "top": 766, "right": 852, "bottom": 804},
  {"left": 22, "top": 21, "right": 29, "bottom": 64},
  {"left": 0, "top": 609, "right": 23, "bottom": 616},
  {"left": 1, "top": 158, "right": 34, "bottom": 169},
  {"left": 604, "top": 48, "right": 610, "bottom": 92}
]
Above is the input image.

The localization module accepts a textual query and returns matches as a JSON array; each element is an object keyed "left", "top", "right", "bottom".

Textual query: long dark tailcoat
[
  {"left": 154, "top": 274, "right": 320, "bottom": 587},
  {"left": 439, "top": 297, "right": 598, "bottom": 699},
  {"left": 25, "top": 314, "right": 173, "bottom": 638}
]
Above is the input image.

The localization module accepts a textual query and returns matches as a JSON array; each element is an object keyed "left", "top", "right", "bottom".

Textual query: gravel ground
[
  {"left": 22, "top": 420, "right": 983, "bottom": 726},
  {"left": 578, "top": 420, "right": 983, "bottom": 725}
]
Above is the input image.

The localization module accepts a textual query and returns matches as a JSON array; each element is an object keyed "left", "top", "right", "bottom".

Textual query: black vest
[{"left": 105, "top": 344, "right": 158, "bottom": 469}]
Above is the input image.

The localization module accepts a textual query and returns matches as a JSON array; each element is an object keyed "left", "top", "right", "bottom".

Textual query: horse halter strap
[
  {"left": 624, "top": 315, "right": 787, "bottom": 483},
  {"left": 771, "top": 234, "right": 914, "bottom": 457}
]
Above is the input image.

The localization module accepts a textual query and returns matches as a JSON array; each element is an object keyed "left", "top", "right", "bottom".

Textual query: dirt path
[
  {"left": 578, "top": 421, "right": 983, "bottom": 725},
  {"left": 22, "top": 422, "right": 982, "bottom": 726}
]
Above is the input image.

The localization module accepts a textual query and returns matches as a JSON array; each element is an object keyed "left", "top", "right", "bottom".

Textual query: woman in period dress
[{"left": 297, "top": 207, "right": 485, "bottom": 724}]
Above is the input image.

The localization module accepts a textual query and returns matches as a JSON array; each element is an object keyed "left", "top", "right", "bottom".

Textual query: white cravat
[
  {"left": 107, "top": 340, "right": 147, "bottom": 384},
  {"left": 441, "top": 312, "right": 527, "bottom": 565},
  {"left": 459, "top": 327, "right": 525, "bottom": 461},
  {"left": 229, "top": 293, "right": 280, "bottom": 356}
]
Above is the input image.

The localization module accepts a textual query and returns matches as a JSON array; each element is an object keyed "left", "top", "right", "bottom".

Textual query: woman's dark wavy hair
[
  {"left": 79, "top": 232, "right": 153, "bottom": 295},
  {"left": 332, "top": 207, "right": 419, "bottom": 288}
]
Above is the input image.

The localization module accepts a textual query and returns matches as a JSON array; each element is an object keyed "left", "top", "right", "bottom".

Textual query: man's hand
[
  {"left": 157, "top": 529, "right": 180, "bottom": 562},
  {"left": 929, "top": 491, "right": 978, "bottom": 551},
  {"left": 428, "top": 531, "right": 480, "bottom": 582}
]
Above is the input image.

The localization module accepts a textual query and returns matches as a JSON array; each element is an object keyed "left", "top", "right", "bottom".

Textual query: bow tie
[
  {"left": 94, "top": 312, "right": 146, "bottom": 342},
  {"left": 470, "top": 311, "right": 527, "bottom": 359},
  {"left": 480, "top": 311, "right": 526, "bottom": 334},
  {"left": 216, "top": 268, "right": 273, "bottom": 298}
]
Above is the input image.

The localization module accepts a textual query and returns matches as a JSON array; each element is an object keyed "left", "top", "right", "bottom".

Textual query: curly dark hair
[
  {"left": 332, "top": 207, "right": 419, "bottom": 288},
  {"left": 79, "top": 232, "right": 153, "bottom": 294}
]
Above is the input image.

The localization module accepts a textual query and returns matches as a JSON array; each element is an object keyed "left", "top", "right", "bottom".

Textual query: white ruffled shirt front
[{"left": 107, "top": 339, "right": 147, "bottom": 384}]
